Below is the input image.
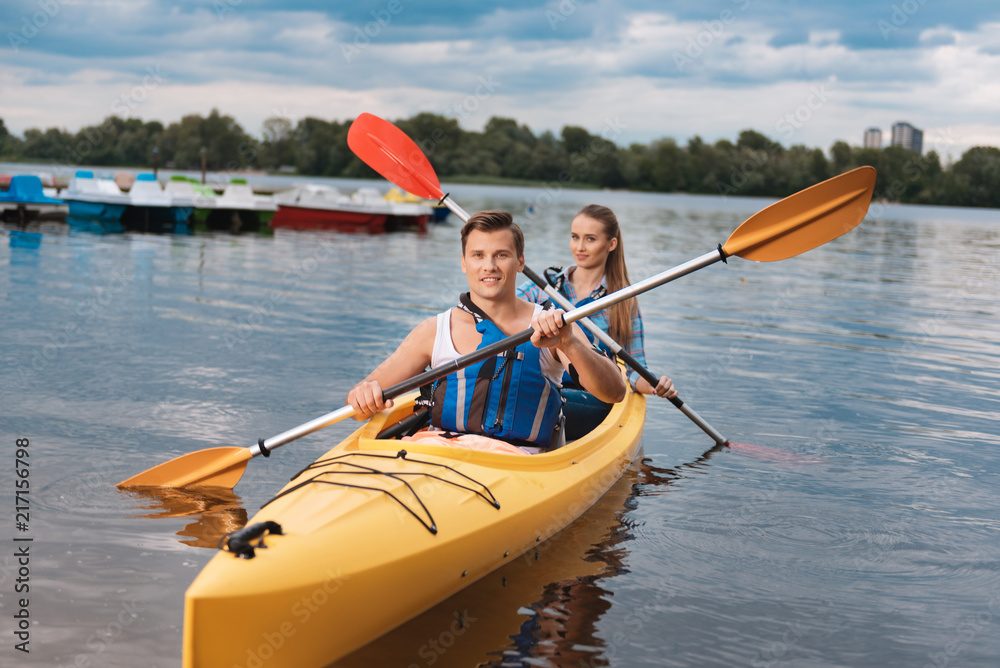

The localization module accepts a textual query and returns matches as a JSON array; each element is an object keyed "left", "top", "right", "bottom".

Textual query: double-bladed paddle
[
  {"left": 347, "top": 112, "right": 876, "bottom": 449},
  {"left": 117, "top": 159, "right": 874, "bottom": 490}
]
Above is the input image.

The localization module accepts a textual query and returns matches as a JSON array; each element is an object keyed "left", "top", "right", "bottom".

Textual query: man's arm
[
  {"left": 530, "top": 309, "right": 626, "bottom": 404},
  {"left": 346, "top": 316, "right": 436, "bottom": 419}
]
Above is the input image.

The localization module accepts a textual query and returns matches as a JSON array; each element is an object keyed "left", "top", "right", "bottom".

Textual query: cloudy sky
[{"left": 3, "top": 0, "right": 999, "bottom": 160}]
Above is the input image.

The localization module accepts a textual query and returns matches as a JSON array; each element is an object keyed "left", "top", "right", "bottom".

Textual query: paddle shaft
[
  {"left": 440, "top": 195, "right": 728, "bottom": 446},
  {"left": 250, "top": 247, "right": 725, "bottom": 459},
  {"left": 521, "top": 266, "right": 728, "bottom": 446}
]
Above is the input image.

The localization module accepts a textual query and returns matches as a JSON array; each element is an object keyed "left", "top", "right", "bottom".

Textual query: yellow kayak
[{"left": 182, "top": 380, "right": 645, "bottom": 668}]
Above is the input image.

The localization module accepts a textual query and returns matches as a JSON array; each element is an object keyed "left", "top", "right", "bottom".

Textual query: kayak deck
[{"left": 183, "top": 382, "right": 645, "bottom": 668}]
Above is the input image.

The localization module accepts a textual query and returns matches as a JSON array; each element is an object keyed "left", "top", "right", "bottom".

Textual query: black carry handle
[{"left": 219, "top": 520, "right": 284, "bottom": 559}]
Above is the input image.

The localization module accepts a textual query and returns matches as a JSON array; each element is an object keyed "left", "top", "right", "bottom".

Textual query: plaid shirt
[{"left": 517, "top": 266, "right": 648, "bottom": 389}]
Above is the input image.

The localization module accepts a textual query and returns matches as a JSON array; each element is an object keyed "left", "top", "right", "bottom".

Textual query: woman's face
[{"left": 570, "top": 214, "right": 617, "bottom": 271}]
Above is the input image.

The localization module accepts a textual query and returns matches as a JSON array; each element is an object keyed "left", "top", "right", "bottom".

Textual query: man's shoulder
[{"left": 409, "top": 313, "right": 442, "bottom": 342}]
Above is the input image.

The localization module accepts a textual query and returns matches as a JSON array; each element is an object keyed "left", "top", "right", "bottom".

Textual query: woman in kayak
[
  {"left": 517, "top": 204, "right": 676, "bottom": 399},
  {"left": 347, "top": 209, "right": 625, "bottom": 452}
]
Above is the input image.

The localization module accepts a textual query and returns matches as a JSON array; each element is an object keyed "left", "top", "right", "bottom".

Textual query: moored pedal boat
[
  {"left": 182, "top": 381, "right": 645, "bottom": 667},
  {"left": 270, "top": 184, "right": 432, "bottom": 233},
  {"left": 0, "top": 174, "right": 67, "bottom": 225},
  {"left": 62, "top": 172, "right": 193, "bottom": 234}
]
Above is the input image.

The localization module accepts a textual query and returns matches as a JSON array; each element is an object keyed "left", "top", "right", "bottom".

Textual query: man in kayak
[{"left": 346, "top": 209, "right": 626, "bottom": 452}]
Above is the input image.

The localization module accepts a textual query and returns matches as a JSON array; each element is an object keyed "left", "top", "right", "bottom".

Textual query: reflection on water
[{"left": 121, "top": 486, "right": 247, "bottom": 549}]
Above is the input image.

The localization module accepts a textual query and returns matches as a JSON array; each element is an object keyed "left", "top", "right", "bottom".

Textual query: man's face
[{"left": 461, "top": 228, "right": 525, "bottom": 300}]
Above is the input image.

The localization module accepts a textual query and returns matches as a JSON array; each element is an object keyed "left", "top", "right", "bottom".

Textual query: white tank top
[{"left": 431, "top": 305, "right": 564, "bottom": 385}]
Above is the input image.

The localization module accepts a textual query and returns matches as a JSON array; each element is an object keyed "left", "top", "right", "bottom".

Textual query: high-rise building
[
  {"left": 891, "top": 122, "right": 923, "bottom": 154},
  {"left": 864, "top": 128, "right": 882, "bottom": 149}
]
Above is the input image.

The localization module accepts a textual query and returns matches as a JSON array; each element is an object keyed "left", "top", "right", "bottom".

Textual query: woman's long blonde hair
[{"left": 576, "top": 204, "right": 636, "bottom": 350}]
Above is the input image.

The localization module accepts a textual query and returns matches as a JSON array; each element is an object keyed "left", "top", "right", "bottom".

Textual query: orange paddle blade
[
  {"left": 347, "top": 113, "right": 444, "bottom": 200},
  {"left": 723, "top": 166, "right": 876, "bottom": 262},
  {"left": 116, "top": 447, "right": 252, "bottom": 489}
]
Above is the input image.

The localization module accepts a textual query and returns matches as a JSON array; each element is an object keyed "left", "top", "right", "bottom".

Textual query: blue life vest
[{"left": 431, "top": 294, "right": 564, "bottom": 448}]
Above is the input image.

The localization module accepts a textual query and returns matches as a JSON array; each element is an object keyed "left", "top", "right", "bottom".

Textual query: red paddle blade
[
  {"left": 347, "top": 112, "right": 444, "bottom": 200},
  {"left": 727, "top": 442, "right": 825, "bottom": 463}
]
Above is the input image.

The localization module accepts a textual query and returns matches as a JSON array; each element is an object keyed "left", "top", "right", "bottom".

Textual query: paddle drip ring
[{"left": 717, "top": 243, "right": 728, "bottom": 263}]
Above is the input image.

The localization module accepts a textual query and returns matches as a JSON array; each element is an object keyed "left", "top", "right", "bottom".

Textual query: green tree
[
  {"left": 394, "top": 113, "right": 463, "bottom": 177},
  {"left": 736, "top": 129, "right": 776, "bottom": 153},
  {"left": 293, "top": 117, "right": 355, "bottom": 176},
  {"left": 830, "top": 141, "right": 851, "bottom": 173},
  {"left": 947, "top": 146, "right": 1000, "bottom": 208},
  {"left": 3, "top": 108, "right": 999, "bottom": 207},
  {"left": 523, "top": 131, "right": 568, "bottom": 182},
  {"left": 685, "top": 135, "right": 729, "bottom": 194},
  {"left": 908, "top": 150, "right": 943, "bottom": 204},
  {"left": 21, "top": 127, "right": 73, "bottom": 161},
  {"left": 260, "top": 117, "right": 296, "bottom": 170},
  {"left": 159, "top": 110, "right": 253, "bottom": 170}
]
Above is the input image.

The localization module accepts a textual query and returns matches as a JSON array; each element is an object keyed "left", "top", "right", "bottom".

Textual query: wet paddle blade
[
  {"left": 116, "top": 447, "right": 252, "bottom": 489},
  {"left": 727, "top": 442, "right": 826, "bottom": 463},
  {"left": 347, "top": 113, "right": 444, "bottom": 200},
  {"left": 723, "top": 166, "right": 876, "bottom": 262}
]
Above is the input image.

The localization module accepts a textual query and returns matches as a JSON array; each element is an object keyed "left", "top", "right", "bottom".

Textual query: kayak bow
[{"left": 183, "top": 379, "right": 646, "bottom": 667}]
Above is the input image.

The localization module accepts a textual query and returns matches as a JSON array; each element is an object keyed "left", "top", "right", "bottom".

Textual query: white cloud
[{"left": 1, "top": 4, "right": 998, "bottom": 160}]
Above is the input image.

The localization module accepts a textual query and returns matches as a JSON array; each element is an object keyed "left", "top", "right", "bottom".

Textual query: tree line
[{"left": 1, "top": 110, "right": 998, "bottom": 208}]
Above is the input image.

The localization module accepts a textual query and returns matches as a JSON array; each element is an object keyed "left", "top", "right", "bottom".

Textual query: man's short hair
[{"left": 460, "top": 210, "right": 524, "bottom": 258}]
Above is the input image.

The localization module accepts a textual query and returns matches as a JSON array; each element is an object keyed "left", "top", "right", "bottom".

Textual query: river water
[{"left": 2, "top": 178, "right": 999, "bottom": 667}]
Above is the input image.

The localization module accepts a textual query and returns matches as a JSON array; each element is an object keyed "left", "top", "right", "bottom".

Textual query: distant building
[
  {"left": 864, "top": 128, "right": 882, "bottom": 149},
  {"left": 891, "top": 121, "right": 923, "bottom": 154}
]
